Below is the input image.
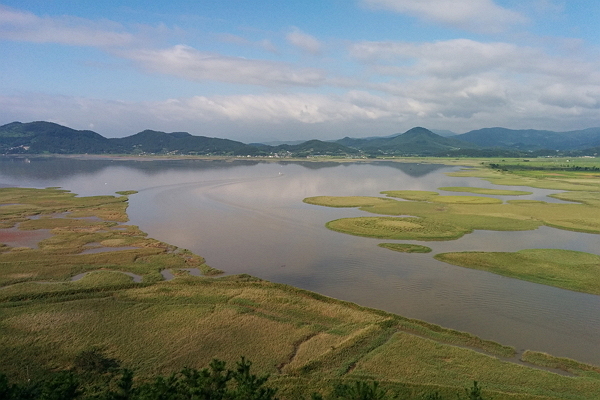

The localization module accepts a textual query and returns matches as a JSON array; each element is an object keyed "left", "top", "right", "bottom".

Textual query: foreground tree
[
  {"left": 0, "top": 358, "right": 490, "bottom": 400},
  {"left": 134, "top": 357, "right": 277, "bottom": 400}
]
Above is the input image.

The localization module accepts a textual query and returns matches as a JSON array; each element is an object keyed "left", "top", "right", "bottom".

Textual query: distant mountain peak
[
  {"left": 402, "top": 127, "right": 437, "bottom": 137},
  {"left": 405, "top": 126, "right": 432, "bottom": 133}
]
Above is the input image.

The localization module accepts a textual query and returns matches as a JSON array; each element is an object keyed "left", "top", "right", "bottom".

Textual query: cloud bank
[
  {"left": 125, "top": 45, "right": 327, "bottom": 87},
  {"left": 361, "top": 0, "right": 527, "bottom": 33},
  {"left": 0, "top": 6, "right": 134, "bottom": 47}
]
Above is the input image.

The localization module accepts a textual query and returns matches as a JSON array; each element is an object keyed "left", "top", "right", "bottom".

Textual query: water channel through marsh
[{"left": 1, "top": 157, "right": 599, "bottom": 365}]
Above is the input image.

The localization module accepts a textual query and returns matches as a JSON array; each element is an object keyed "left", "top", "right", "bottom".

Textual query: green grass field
[{"left": 2, "top": 187, "right": 600, "bottom": 399}]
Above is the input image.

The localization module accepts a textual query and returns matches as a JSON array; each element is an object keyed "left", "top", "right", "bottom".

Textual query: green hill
[
  {"left": 111, "top": 129, "right": 262, "bottom": 156},
  {"left": 0, "top": 123, "right": 263, "bottom": 156},
  {"left": 337, "top": 127, "right": 478, "bottom": 155},
  {"left": 455, "top": 127, "right": 600, "bottom": 151},
  {"left": 0, "top": 121, "right": 115, "bottom": 154}
]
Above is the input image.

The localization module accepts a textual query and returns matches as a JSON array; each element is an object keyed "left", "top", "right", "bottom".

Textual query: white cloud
[
  {"left": 286, "top": 27, "right": 323, "bottom": 55},
  {"left": 0, "top": 92, "right": 409, "bottom": 138},
  {"left": 0, "top": 6, "right": 135, "bottom": 47},
  {"left": 538, "top": 83, "right": 600, "bottom": 109},
  {"left": 361, "top": 0, "right": 527, "bottom": 33},
  {"left": 216, "top": 33, "right": 279, "bottom": 53},
  {"left": 177, "top": 92, "right": 404, "bottom": 123},
  {"left": 347, "top": 37, "right": 600, "bottom": 125},
  {"left": 350, "top": 39, "right": 600, "bottom": 83},
  {"left": 124, "top": 44, "right": 327, "bottom": 87},
  {"left": 3, "top": 86, "right": 600, "bottom": 142}
]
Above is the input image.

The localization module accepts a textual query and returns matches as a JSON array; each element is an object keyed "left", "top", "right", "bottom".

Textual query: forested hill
[
  {"left": 0, "top": 121, "right": 114, "bottom": 154},
  {"left": 0, "top": 122, "right": 263, "bottom": 156},
  {"left": 110, "top": 129, "right": 262, "bottom": 155},
  {"left": 2, "top": 121, "right": 600, "bottom": 157},
  {"left": 0, "top": 121, "right": 358, "bottom": 157},
  {"left": 336, "top": 127, "right": 478, "bottom": 156},
  {"left": 454, "top": 127, "right": 600, "bottom": 151}
]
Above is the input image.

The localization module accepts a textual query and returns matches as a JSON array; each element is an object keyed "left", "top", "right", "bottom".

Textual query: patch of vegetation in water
[
  {"left": 431, "top": 195, "right": 503, "bottom": 204},
  {"left": 115, "top": 190, "right": 138, "bottom": 196},
  {"left": 378, "top": 243, "right": 432, "bottom": 253},
  {"left": 434, "top": 249, "right": 600, "bottom": 295},
  {"left": 439, "top": 186, "right": 533, "bottom": 196},
  {"left": 326, "top": 216, "right": 470, "bottom": 241},
  {"left": 311, "top": 194, "right": 545, "bottom": 242},
  {"left": 381, "top": 190, "right": 439, "bottom": 201},
  {"left": 303, "top": 196, "right": 395, "bottom": 208}
]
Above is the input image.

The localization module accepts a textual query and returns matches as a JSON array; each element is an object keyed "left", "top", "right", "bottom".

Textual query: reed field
[
  {"left": 446, "top": 158, "right": 600, "bottom": 192},
  {"left": 325, "top": 216, "right": 471, "bottom": 241},
  {"left": 438, "top": 187, "right": 533, "bottom": 196},
  {"left": 379, "top": 190, "right": 440, "bottom": 202},
  {"left": 1, "top": 186, "right": 600, "bottom": 399}
]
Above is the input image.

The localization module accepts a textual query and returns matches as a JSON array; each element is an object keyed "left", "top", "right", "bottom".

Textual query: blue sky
[{"left": 1, "top": 1, "right": 599, "bottom": 141}]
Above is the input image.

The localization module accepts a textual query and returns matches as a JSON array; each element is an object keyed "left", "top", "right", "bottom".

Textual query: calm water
[{"left": 1, "top": 156, "right": 599, "bottom": 365}]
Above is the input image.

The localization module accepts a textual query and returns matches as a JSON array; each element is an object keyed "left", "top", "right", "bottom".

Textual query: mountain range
[{"left": 1, "top": 121, "right": 600, "bottom": 157}]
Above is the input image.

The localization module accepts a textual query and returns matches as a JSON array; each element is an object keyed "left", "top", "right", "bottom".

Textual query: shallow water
[{"left": 1, "top": 156, "right": 599, "bottom": 365}]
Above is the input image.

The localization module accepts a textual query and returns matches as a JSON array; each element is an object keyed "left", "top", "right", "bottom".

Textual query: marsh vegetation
[
  {"left": 1, "top": 186, "right": 600, "bottom": 399},
  {"left": 435, "top": 249, "right": 600, "bottom": 295}
]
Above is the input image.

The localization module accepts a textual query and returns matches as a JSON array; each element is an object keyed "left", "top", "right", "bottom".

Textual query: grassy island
[
  {"left": 1, "top": 187, "right": 600, "bottom": 399},
  {"left": 439, "top": 187, "right": 533, "bottom": 196},
  {"left": 435, "top": 249, "right": 600, "bottom": 295}
]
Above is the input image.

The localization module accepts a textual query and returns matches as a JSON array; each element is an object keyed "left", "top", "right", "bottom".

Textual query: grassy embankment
[
  {"left": 2, "top": 187, "right": 600, "bottom": 399},
  {"left": 303, "top": 158, "right": 600, "bottom": 295}
]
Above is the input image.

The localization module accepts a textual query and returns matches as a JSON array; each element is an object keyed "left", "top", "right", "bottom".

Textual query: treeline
[{"left": 0, "top": 351, "right": 488, "bottom": 400}]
